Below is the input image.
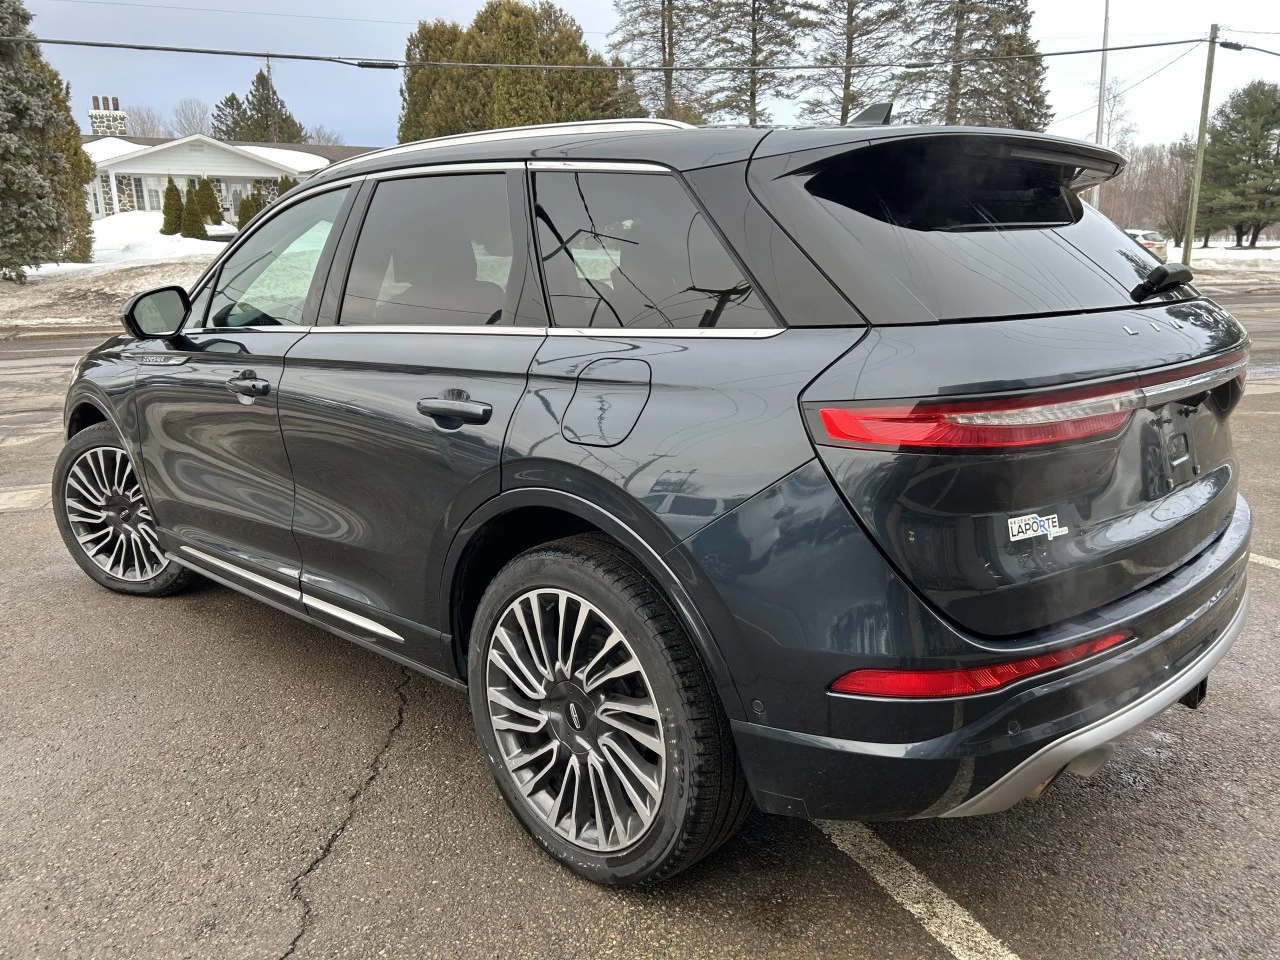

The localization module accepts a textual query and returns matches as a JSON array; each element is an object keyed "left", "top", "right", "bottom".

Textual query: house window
[
  {"left": 133, "top": 177, "right": 145, "bottom": 210},
  {"left": 90, "top": 186, "right": 99, "bottom": 215}
]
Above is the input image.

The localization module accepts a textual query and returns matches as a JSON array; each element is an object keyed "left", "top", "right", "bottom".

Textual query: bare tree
[
  {"left": 170, "top": 98, "right": 211, "bottom": 137},
  {"left": 124, "top": 105, "right": 172, "bottom": 138},
  {"left": 306, "top": 124, "right": 345, "bottom": 146}
]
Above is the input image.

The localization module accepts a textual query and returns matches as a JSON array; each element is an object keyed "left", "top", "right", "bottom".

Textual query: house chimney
[{"left": 88, "top": 95, "right": 128, "bottom": 136}]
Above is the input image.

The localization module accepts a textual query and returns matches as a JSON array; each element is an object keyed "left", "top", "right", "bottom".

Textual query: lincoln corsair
[{"left": 56, "top": 118, "right": 1251, "bottom": 885}]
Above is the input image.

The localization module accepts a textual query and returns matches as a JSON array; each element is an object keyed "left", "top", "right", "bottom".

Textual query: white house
[{"left": 81, "top": 96, "right": 376, "bottom": 220}]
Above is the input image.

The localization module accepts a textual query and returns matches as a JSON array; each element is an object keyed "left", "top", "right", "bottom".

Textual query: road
[{"left": 1, "top": 289, "right": 1279, "bottom": 959}]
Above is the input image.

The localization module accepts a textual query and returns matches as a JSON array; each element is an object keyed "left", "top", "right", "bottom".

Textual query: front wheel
[
  {"left": 468, "top": 534, "right": 751, "bottom": 885},
  {"left": 52, "top": 421, "right": 199, "bottom": 596}
]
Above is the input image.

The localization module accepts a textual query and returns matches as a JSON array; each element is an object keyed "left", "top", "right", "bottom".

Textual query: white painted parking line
[
  {"left": 1251, "top": 553, "right": 1280, "bottom": 572},
  {"left": 819, "top": 821, "right": 1020, "bottom": 960},
  {"left": 0, "top": 485, "right": 50, "bottom": 512}
]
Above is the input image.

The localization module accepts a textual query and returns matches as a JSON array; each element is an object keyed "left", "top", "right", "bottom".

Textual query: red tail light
[
  {"left": 815, "top": 349, "right": 1247, "bottom": 453},
  {"left": 830, "top": 630, "right": 1131, "bottom": 698}
]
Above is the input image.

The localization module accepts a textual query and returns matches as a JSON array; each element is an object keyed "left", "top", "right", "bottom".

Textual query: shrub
[
  {"left": 196, "top": 177, "right": 222, "bottom": 225},
  {"left": 160, "top": 177, "right": 183, "bottom": 235},
  {"left": 179, "top": 186, "right": 208, "bottom": 239},
  {"left": 236, "top": 192, "right": 260, "bottom": 229}
]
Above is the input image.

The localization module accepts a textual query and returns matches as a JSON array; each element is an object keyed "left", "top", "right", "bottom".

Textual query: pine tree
[
  {"left": 610, "top": 0, "right": 709, "bottom": 121},
  {"left": 398, "top": 1, "right": 644, "bottom": 142},
  {"left": 31, "top": 55, "right": 93, "bottom": 262},
  {"left": 799, "top": 0, "right": 906, "bottom": 124},
  {"left": 211, "top": 92, "right": 248, "bottom": 140},
  {"left": 399, "top": 19, "right": 466, "bottom": 142},
  {"left": 180, "top": 186, "right": 208, "bottom": 239},
  {"left": 160, "top": 177, "right": 183, "bottom": 234},
  {"left": 896, "top": 0, "right": 1051, "bottom": 131},
  {"left": 196, "top": 177, "right": 222, "bottom": 224},
  {"left": 704, "top": 0, "right": 820, "bottom": 126},
  {"left": 0, "top": 0, "right": 82, "bottom": 280},
  {"left": 236, "top": 193, "right": 260, "bottom": 229},
  {"left": 241, "top": 68, "right": 307, "bottom": 143},
  {"left": 492, "top": 5, "right": 553, "bottom": 128},
  {"left": 1202, "top": 81, "right": 1280, "bottom": 248}
]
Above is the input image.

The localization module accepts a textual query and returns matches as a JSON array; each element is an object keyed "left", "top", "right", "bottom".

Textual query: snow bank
[
  {"left": 1166, "top": 241, "right": 1280, "bottom": 274},
  {"left": 29, "top": 212, "right": 228, "bottom": 278}
]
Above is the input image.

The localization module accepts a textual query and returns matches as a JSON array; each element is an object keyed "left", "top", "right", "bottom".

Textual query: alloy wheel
[
  {"left": 485, "top": 588, "right": 666, "bottom": 853},
  {"left": 63, "top": 445, "right": 167, "bottom": 582}
]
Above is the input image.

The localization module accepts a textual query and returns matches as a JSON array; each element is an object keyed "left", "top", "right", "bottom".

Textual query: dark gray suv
[{"left": 56, "top": 118, "right": 1252, "bottom": 885}]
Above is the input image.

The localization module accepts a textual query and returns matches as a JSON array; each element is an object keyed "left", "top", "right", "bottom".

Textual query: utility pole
[
  {"left": 1089, "top": 0, "right": 1110, "bottom": 207},
  {"left": 1182, "top": 24, "right": 1219, "bottom": 267}
]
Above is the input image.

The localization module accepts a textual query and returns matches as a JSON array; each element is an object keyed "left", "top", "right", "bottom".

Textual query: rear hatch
[{"left": 749, "top": 130, "right": 1249, "bottom": 637}]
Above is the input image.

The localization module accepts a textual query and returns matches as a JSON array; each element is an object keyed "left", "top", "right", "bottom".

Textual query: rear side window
[
  {"left": 341, "top": 175, "right": 512, "bottom": 327},
  {"left": 533, "top": 171, "right": 772, "bottom": 329},
  {"left": 751, "top": 136, "right": 1185, "bottom": 324}
]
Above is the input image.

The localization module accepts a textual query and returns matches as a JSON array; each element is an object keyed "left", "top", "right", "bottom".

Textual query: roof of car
[{"left": 302, "top": 118, "right": 1126, "bottom": 189}]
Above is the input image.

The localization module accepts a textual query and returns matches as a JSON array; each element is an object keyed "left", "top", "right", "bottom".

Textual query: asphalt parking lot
[{"left": 2, "top": 289, "right": 1279, "bottom": 959}]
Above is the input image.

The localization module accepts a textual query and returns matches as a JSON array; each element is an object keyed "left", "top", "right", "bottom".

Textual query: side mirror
[
  {"left": 1130, "top": 262, "right": 1193, "bottom": 303},
  {"left": 120, "top": 285, "right": 190, "bottom": 339}
]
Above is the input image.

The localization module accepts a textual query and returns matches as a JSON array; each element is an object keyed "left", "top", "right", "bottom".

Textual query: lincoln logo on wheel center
[{"left": 55, "top": 117, "right": 1252, "bottom": 887}]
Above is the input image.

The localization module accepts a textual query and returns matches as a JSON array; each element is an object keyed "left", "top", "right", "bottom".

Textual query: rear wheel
[
  {"left": 468, "top": 534, "right": 751, "bottom": 885},
  {"left": 52, "top": 422, "right": 199, "bottom": 596}
]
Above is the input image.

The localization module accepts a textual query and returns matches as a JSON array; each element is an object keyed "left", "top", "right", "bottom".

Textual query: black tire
[
  {"left": 52, "top": 421, "right": 200, "bottom": 597},
  {"left": 468, "top": 534, "right": 752, "bottom": 886}
]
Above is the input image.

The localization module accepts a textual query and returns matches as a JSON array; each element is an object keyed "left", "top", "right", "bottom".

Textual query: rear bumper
[{"left": 731, "top": 555, "right": 1250, "bottom": 821}]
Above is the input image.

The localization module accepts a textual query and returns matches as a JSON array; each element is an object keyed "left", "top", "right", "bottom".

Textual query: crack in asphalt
[{"left": 276, "top": 668, "right": 413, "bottom": 960}]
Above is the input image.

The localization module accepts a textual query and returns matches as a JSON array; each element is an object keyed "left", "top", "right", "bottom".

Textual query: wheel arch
[
  {"left": 64, "top": 391, "right": 114, "bottom": 439},
  {"left": 440, "top": 487, "right": 747, "bottom": 721}
]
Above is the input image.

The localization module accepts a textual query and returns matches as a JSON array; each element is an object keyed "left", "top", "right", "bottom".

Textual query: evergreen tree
[
  {"left": 31, "top": 55, "right": 92, "bottom": 262},
  {"left": 0, "top": 0, "right": 82, "bottom": 280},
  {"left": 160, "top": 177, "right": 183, "bottom": 235},
  {"left": 704, "top": 0, "right": 820, "bottom": 126},
  {"left": 897, "top": 0, "right": 1051, "bottom": 131},
  {"left": 276, "top": 174, "right": 299, "bottom": 195},
  {"left": 1202, "top": 81, "right": 1280, "bottom": 248},
  {"left": 211, "top": 92, "right": 248, "bottom": 140},
  {"left": 399, "top": 19, "right": 466, "bottom": 142},
  {"left": 398, "top": 1, "right": 644, "bottom": 142},
  {"left": 236, "top": 193, "right": 260, "bottom": 229},
  {"left": 492, "top": 5, "right": 553, "bottom": 128},
  {"left": 241, "top": 68, "right": 307, "bottom": 143},
  {"left": 196, "top": 177, "right": 222, "bottom": 224},
  {"left": 799, "top": 0, "right": 906, "bottom": 124},
  {"left": 180, "top": 186, "right": 208, "bottom": 239},
  {"left": 610, "top": 0, "right": 709, "bottom": 121}
]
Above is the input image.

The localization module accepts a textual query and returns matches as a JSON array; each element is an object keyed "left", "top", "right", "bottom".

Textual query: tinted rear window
[{"left": 750, "top": 135, "right": 1189, "bottom": 324}]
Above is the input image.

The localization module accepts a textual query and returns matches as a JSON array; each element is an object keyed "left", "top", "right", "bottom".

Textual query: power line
[
  {"left": 1049, "top": 43, "right": 1202, "bottom": 128},
  {"left": 34, "top": 0, "right": 612, "bottom": 36},
  {"left": 0, "top": 34, "right": 1208, "bottom": 73}
]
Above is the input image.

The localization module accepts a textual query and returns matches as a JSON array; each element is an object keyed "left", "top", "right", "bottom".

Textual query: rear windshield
[{"left": 750, "top": 136, "right": 1189, "bottom": 324}]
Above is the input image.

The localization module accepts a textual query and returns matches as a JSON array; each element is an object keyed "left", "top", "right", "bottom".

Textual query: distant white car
[{"left": 1125, "top": 229, "right": 1169, "bottom": 262}]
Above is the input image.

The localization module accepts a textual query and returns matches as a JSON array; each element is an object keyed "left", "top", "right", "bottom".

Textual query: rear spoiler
[{"left": 753, "top": 128, "right": 1127, "bottom": 189}]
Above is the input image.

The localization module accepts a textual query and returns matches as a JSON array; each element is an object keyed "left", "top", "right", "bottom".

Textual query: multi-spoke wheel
[
  {"left": 469, "top": 534, "right": 752, "bottom": 886},
  {"left": 63, "top": 445, "right": 165, "bottom": 581},
  {"left": 53, "top": 421, "right": 199, "bottom": 596},
  {"left": 486, "top": 588, "right": 665, "bottom": 853}
]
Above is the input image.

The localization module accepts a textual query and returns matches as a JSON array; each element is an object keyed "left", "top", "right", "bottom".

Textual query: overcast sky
[{"left": 27, "top": 0, "right": 1280, "bottom": 149}]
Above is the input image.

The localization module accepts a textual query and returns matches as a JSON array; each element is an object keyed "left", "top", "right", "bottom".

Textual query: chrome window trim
[
  {"left": 177, "top": 545, "right": 302, "bottom": 601},
  {"left": 313, "top": 325, "right": 545, "bottom": 336},
  {"left": 312, "top": 324, "right": 785, "bottom": 338},
  {"left": 303, "top": 595, "right": 406, "bottom": 643},
  {"left": 528, "top": 161, "right": 672, "bottom": 173},
  {"left": 547, "top": 327, "right": 785, "bottom": 339}
]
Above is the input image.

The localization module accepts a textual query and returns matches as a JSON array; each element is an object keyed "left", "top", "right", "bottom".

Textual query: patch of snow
[
  {"left": 1167, "top": 241, "right": 1280, "bottom": 271},
  {"left": 82, "top": 136, "right": 147, "bottom": 164},
  {"left": 238, "top": 145, "right": 329, "bottom": 171},
  {"left": 27, "top": 212, "right": 228, "bottom": 278}
]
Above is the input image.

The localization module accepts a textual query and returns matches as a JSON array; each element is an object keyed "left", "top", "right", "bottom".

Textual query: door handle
[
  {"left": 417, "top": 396, "right": 492, "bottom": 426},
  {"left": 225, "top": 371, "right": 271, "bottom": 398}
]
